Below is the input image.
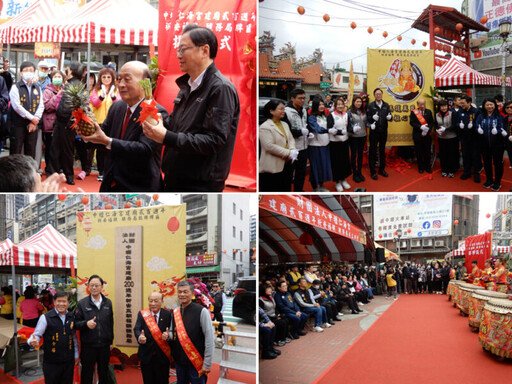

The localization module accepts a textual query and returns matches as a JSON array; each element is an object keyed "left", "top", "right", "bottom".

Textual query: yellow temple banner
[{"left": 367, "top": 49, "right": 434, "bottom": 146}]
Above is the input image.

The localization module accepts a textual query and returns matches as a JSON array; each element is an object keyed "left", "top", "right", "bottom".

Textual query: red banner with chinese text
[
  {"left": 156, "top": 0, "right": 256, "bottom": 190},
  {"left": 464, "top": 232, "right": 492, "bottom": 272},
  {"left": 259, "top": 195, "right": 366, "bottom": 244}
]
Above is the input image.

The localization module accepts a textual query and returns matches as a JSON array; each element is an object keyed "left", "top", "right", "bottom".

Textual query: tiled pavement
[{"left": 259, "top": 295, "right": 399, "bottom": 384}]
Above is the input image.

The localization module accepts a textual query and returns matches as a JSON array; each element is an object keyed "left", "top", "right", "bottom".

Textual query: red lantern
[
  {"left": 454, "top": 220, "right": 459, "bottom": 225},
  {"left": 411, "top": 39, "right": 416, "bottom": 45},
  {"left": 422, "top": 41, "right": 427, "bottom": 47},
  {"left": 81, "top": 195, "right": 89, "bottom": 205},
  {"left": 323, "top": 14, "right": 330, "bottom": 22},
  {"left": 503, "top": 210, "right": 508, "bottom": 214},
  {"left": 299, "top": 233, "right": 313, "bottom": 246},
  {"left": 397, "top": 35, "right": 402, "bottom": 41},
  {"left": 480, "top": 16, "right": 488, "bottom": 24},
  {"left": 378, "top": 234, "right": 383, "bottom": 239},
  {"left": 124, "top": 202, "right": 131, "bottom": 209},
  {"left": 136, "top": 199, "right": 142, "bottom": 207},
  {"left": 297, "top": 6, "right": 305, "bottom": 15},
  {"left": 152, "top": 194, "right": 159, "bottom": 201},
  {"left": 394, "top": 231, "right": 398, "bottom": 235},
  {"left": 407, "top": 228, "right": 411, "bottom": 233},
  {"left": 434, "top": 26, "right": 441, "bottom": 34},
  {"left": 167, "top": 216, "right": 180, "bottom": 233},
  {"left": 350, "top": 21, "right": 357, "bottom": 29},
  {"left": 382, "top": 31, "right": 388, "bottom": 38},
  {"left": 105, "top": 204, "right": 112, "bottom": 210},
  {"left": 486, "top": 213, "right": 491, "bottom": 218},
  {"left": 446, "top": 45, "right": 452, "bottom": 53},
  {"left": 367, "top": 26, "right": 373, "bottom": 34},
  {"left": 58, "top": 194, "right": 66, "bottom": 201},
  {"left": 456, "top": 23, "right": 463, "bottom": 31}
]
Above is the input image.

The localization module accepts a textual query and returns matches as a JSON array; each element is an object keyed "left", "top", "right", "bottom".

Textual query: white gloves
[
  {"left": 421, "top": 130, "right": 428, "bottom": 136},
  {"left": 477, "top": 126, "right": 484, "bottom": 134},
  {"left": 341, "top": 129, "right": 347, "bottom": 136},
  {"left": 301, "top": 128, "right": 309, "bottom": 136},
  {"left": 370, "top": 123, "right": 376, "bottom": 130},
  {"left": 459, "top": 122, "right": 464, "bottom": 129},
  {"left": 420, "top": 124, "right": 428, "bottom": 131},
  {"left": 501, "top": 129, "right": 508, "bottom": 137},
  {"left": 308, "top": 132, "right": 315, "bottom": 140},
  {"left": 468, "top": 122, "right": 473, "bottom": 129},
  {"left": 289, "top": 149, "right": 299, "bottom": 162},
  {"left": 437, "top": 126, "right": 446, "bottom": 134},
  {"left": 328, "top": 128, "right": 338, "bottom": 135},
  {"left": 353, "top": 124, "right": 361, "bottom": 133},
  {"left": 509, "top": 136, "right": 512, "bottom": 142},
  {"left": 373, "top": 113, "right": 379, "bottom": 122},
  {"left": 100, "top": 84, "right": 107, "bottom": 97},
  {"left": 386, "top": 113, "right": 392, "bottom": 121},
  {"left": 491, "top": 127, "right": 498, "bottom": 135},
  {"left": 108, "top": 86, "right": 115, "bottom": 98}
]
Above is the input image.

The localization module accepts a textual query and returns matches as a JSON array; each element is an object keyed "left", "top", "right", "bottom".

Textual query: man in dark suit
[
  {"left": 83, "top": 61, "right": 168, "bottom": 191},
  {"left": 409, "top": 98, "right": 435, "bottom": 173},
  {"left": 134, "top": 292, "right": 172, "bottom": 384}
]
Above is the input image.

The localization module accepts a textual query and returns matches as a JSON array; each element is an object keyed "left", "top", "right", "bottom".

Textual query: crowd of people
[
  {"left": 465, "top": 257, "right": 511, "bottom": 293},
  {"left": 258, "top": 259, "right": 511, "bottom": 360},
  {"left": 259, "top": 88, "right": 512, "bottom": 192},
  {"left": 0, "top": 24, "right": 240, "bottom": 193}
]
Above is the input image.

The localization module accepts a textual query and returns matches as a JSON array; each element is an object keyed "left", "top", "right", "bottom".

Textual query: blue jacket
[
  {"left": 475, "top": 112, "right": 506, "bottom": 147},
  {"left": 454, "top": 106, "right": 480, "bottom": 139},
  {"left": 274, "top": 290, "right": 300, "bottom": 315}
]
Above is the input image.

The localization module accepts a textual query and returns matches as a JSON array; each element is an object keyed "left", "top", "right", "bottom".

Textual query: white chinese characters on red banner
[
  {"left": 259, "top": 195, "right": 365, "bottom": 244},
  {"left": 464, "top": 232, "right": 492, "bottom": 272},
  {"left": 186, "top": 254, "right": 216, "bottom": 267}
]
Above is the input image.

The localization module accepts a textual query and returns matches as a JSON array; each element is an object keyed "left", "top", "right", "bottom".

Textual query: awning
[
  {"left": 435, "top": 57, "right": 503, "bottom": 87},
  {"left": 186, "top": 265, "right": 220, "bottom": 274},
  {"left": 374, "top": 242, "right": 401, "bottom": 262}
]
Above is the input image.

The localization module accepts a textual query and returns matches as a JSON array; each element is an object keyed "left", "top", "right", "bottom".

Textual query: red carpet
[{"left": 315, "top": 294, "right": 512, "bottom": 384}]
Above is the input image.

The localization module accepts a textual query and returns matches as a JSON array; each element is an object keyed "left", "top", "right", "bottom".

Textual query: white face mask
[{"left": 22, "top": 72, "right": 35, "bottom": 82}]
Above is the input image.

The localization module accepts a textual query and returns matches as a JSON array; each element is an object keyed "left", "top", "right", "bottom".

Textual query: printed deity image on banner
[{"left": 377, "top": 58, "right": 424, "bottom": 103}]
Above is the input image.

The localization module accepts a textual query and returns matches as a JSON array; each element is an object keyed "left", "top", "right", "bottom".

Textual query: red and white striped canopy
[
  {"left": 48, "top": 0, "right": 157, "bottom": 46},
  {"left": 0, "top": 224, "right": 76, "bottom": 269},
  {"left": 435, "top": 57, "right": 502, "bottom": 87}
]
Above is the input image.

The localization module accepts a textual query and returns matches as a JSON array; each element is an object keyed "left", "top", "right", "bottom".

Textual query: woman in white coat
[
  {"left": 259, "top": 99, "right": 298, "bottom": 191},
  {"left": 327, "top": 97, "right": 352, "bottom": 191}
]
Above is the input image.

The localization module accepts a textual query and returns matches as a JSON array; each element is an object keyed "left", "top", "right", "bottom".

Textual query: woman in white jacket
[
  {"left": 259, "top": 99, "right": 298, "bottom": 191},
  {"left": 327, "top": 97, "right": 352, "bottom": 191}
]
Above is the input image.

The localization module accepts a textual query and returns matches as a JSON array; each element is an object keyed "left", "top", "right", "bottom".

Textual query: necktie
[
  {"left": 120, "top": 107, "right": 132, "bottom": 139},
  {"left": 154, "top": 314, "right": 158, "bottom": 323}
]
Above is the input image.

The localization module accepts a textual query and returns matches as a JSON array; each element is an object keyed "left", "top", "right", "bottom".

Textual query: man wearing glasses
[
  {"left": 143, "top": 24, "right": 240, "bottom": 192},
  {"left": 75, "top": 275, "right": 114, "bottom": 384}
]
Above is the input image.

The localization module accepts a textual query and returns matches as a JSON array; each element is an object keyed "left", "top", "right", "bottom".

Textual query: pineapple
[{"left": 63, "top": 81, "right": 97, "bottom": 136}]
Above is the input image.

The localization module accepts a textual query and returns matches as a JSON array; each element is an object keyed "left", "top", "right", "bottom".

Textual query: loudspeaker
[
  {"left": 376, "top": 248, "right": 385, "bottom": 263},
  {"left": 364, "top": 249, "right": 372, "bottom": 265}
]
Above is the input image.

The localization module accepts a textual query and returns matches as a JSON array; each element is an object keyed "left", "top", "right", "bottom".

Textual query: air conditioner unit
[
  {"left": 411, "top": 239, "right": 421, "bottom": 247},
  {"left": 434, "top": 240, "right": 445, "bottom": 247},
  {"left": 400, "top": 240, "right": 407, "bottom": 249},
  {"left": 186, "top": 224, "right": 191, "bottom": 230},
  {"left": 423, "top": 239, "right": 433, "bottom": 247}
]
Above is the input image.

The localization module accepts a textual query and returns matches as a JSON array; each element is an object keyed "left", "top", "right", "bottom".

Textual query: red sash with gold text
[
  {"left": 173, "top": 307, "right": 204, "bottom": 375},
  {"left": 141, "top": 309, "right": 171, "bottom": 361},
  {"left": 413, "top": 109, "right": 428, "bottom": 126}
]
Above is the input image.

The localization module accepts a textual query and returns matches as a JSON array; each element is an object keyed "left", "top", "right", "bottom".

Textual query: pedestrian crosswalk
[{"left": 223, "top": 298, "right": 241, "bottom": 324}]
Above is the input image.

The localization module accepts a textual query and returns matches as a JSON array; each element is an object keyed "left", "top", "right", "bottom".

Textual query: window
[
  {"left": 233, "top": 226, "right": 236, "bottom": 237},
  {"left": 240, "top": 209, "right": 243, "bottom": 220},
  {"left": 343, "top": 76, "right": 349, "bottom": 83},
  {"left": 240, "top": 230, "right": 243, "bottom": 241},
  {"left": 233, "top": 202, "right": 236, "bottom": 214},
  {"left": 240, "top": 252, "right": 243, "bottom": 261}
]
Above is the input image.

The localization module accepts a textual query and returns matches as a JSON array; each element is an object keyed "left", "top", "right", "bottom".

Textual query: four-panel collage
[{"left": 0, "top": 0, "right": 511, "bottom": 383}]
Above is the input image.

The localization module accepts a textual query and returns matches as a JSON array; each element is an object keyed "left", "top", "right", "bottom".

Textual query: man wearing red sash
[
  {"left": 409, "top": 99, "right": 435, "bottom": 174},
  {"left": 170, "top": 281, "right": 214, "bottom": 384},
  {"left": 134, "top": 292, "right": 172, "bottom": 384}
]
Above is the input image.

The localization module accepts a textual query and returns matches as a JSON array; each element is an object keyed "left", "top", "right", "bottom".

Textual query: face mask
[
  {"left": 22, "top": 72, "right": 35, "bottom": 82},
  {"left": 38, "top": 71, "right": 48, "bottom": 78},
  {"left": 52, "top": 78, "right": 63, "bottom": 86}
]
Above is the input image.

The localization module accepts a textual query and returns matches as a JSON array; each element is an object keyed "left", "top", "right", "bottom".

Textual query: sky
[{"left": 259, "top": 0, "right": 465, "bottom": 72}]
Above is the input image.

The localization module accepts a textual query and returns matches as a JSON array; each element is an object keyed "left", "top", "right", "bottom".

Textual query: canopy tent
[
  {"left": 374, "top": 242, "right": 401, "bottom": 263},
  {"left": 446, "top": 244, "right": 510, "bottom": 258},
  {"left": 435, "top": 57, "right": 510, "bottom": 88},
  {"left": 259, "top": 195, "right": 374, "bottom": 265}
]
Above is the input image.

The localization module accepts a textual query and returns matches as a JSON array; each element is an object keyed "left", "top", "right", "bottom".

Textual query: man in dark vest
[
  {"left": 134, "top": 291, "right": 172, "bottom": 384},
  {"left": 169, "top": 280, "right": 214, "bottom": 384},
  {"left": 28, "top": 291, "right": 79, "bottom": 384},
  {"left": 9, "top": 61, "right": 43, "bottom": 158}
]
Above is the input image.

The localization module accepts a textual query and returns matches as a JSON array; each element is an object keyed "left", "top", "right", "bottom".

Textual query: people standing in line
[
  {"left": 435, "top": 100, "right": 459, "bottom": 177},
  {"left": 34, "top": 61, "right": 52, "bottom": 174},
  {"left": 283, "top": 89, "right": 310, "bottom": 192},
  {"left": 409, "top": 98, "right": 434, "bottom": 174},
  {"left": 42, "top": 70, "right": 65, "bottom": 176},
  {"left": 432, "top": 262, "right": 443, "bottom": 294},
  {"left": 9, "top": 61, "right": 43, "bottom": 159},
  {"left": 502, "top": 100, "right": 512, "bottom": 169},
  {"left": 347, "top": 96, "right": 367, "bottom": 183},
  {"left": 28, "top": 291, "right": 79, "bottom": 384},
  {"left": 366, "top": 88, "right": 392, "bottom": 180},
  {"left": 307, "top": 97, "right": 331, "bottom": 191},
  {"left": 89, "top": 67, "right": 119, "bottom": 182},
  {"left": 455, "top": 95, "right": 481, "bottom": 183},
  {"left": 418, "top": 266, "right": 427, "bottom": 294},
  {"left": 75, "top": 275, "right": 114, "bottom": 384},
  {"left": 259, "top": 99, "right": 297, "bottom": 192},
  {"left": 475, "top": 98, "right": 506, "bottom": 191},
  {"left": 327, "top": 97, "right": 351, "bottom": 192},
  {"left": 134, "top": 292, "right": 172, "bottom": 384},
  {"left": 169, "top": 281, "right": 214, "bottom": 384}
]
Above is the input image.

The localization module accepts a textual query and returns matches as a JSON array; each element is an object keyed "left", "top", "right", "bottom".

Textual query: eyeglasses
[{"left": 176, "top": 45, "right": 203, "bottom": 56}]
